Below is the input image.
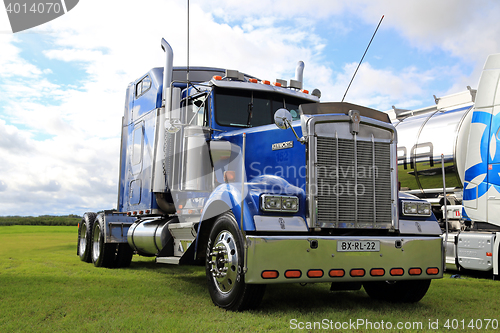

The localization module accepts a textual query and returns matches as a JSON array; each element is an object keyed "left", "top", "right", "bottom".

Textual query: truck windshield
[{"left": 214, "top": 87, "right": 312, "bottom": 127}]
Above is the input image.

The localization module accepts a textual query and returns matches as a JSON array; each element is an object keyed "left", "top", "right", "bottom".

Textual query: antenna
[
  {"left": 187, "top": 0, "right": 190, "bottom": 84},
  {"left": 341, "top": 15, "right": 384, "bottom": 103}
]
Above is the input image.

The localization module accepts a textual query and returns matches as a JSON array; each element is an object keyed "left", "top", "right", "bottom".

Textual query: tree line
[{"left": 0, "top": 215, "right": 82, "bottom": 226}]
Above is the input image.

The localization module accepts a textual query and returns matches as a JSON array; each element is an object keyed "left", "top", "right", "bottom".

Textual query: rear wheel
[
  {"left": 92, "top": 214, "right": 116, "bottom": 268},
  {"left": 77, "top": 212, "right": 96, "bottom": 263},
  {"left": 363, "top": 279, "right": 431, "bottom": 303},
  {"left": 205, "top": 212, "right": 266, "bottom": 311}
]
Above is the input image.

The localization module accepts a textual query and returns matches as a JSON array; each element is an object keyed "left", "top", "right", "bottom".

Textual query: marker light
[
  {"left": 261, "top": 270, "right": 279, "bottom": 279},
  {"left": 329, "top": 269, "right": 345, "bottom": 277},
  {"left": 426, "top": 267, "right": 439, "bottom": 275},
  {"left": 249, "top": 78, "right": 258, "bottom": 83},
  {"left": 307, "top": 269, "right": 324, "bottom": 278},
  {"left": 285, "top": 270, "right": 302, "bottom": 278},
  {"left": 350, "top": 269, "right": 365, "bottom": 277},
  {"left": 390, "top": 268, "right": 404, "bottom": 276},
  {"left": 370, "top": 268, "right": 385, "bottom": 276},
  {"left": 213, "top": 75, "right": 222, "bottom": 80}
]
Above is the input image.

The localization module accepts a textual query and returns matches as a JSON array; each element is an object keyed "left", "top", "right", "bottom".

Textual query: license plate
[{"left": 337, "top": 240, "right": 380, "bottom": 252}]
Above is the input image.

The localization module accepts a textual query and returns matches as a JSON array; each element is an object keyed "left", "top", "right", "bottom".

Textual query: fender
[{"left": 194, "top": 183, "right": 257, "bottom": 259}]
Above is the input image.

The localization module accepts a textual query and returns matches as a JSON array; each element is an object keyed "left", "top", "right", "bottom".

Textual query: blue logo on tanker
[{"left": 463, "top": 110, "right": 492, "bottom": 202}]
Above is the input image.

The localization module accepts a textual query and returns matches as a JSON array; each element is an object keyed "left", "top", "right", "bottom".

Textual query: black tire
[
  {"left": 114, "top": 243, "right": 134, "bottom": 268},
  {"left": 77, "top": 212, "right": 97, "bottom": 263},
  {"left": 205, "top": 212, "right": 266, "bottom": 311},
  {"left": 363, "top": 279, "right": 431, "bottom": 303},
  {"left": 91, "top": 214, "right": 116, "bottom": 268}
]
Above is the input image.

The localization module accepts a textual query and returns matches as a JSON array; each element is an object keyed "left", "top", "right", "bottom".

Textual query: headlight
[
  {"left": 261, "top": 195, "right": 299, "bottom": 213},
  {"left": 402, "top": 201, "right": 431, "bottom": 217}
]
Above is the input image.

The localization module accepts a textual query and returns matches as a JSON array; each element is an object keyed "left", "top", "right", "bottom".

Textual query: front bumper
[{"left": 245, "top": 235, "right": 443, "bottom": 284}]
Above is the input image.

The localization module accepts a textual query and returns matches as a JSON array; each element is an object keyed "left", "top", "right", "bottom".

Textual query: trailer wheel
[
  {"left": 205, "top": 212, "right": 266, "bottom": 311},
  {"left": 363, "top": 279, "right": 431, "bottom": 303},
  {"left": 91, "top": 214, "right": 116, "bottom": 268},
  {"left": 77, "top": 212, "right": 97, "bottom": 263},
  {"left": 114, "top": 243, "right": 134, "bottom": 268}
]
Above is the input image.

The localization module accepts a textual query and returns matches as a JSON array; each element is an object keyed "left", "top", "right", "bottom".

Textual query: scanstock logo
[{"left": 3, "top": 0, "right": 79, "bottom": 33}]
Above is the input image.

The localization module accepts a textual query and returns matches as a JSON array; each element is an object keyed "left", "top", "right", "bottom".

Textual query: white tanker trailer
[{"left": 388, "top": 53, "right": 500, "bottom": 279}]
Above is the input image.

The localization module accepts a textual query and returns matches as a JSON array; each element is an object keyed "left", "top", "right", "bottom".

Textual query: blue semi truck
[{"left": 77, "top": 38, "right": 443, "bottom": 310}]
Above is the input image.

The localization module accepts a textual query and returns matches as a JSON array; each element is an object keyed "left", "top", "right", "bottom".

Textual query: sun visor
[{"left": 299, "top": 102, "right": 391, "bottom": 124}]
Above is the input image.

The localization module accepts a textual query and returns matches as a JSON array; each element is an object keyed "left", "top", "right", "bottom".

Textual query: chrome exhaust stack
[
  {"left": 289, "top": 61, "right": 304, "bottom": 90},
  {"left": 161, "top": 38, "right": 174, "bottom": 110}
]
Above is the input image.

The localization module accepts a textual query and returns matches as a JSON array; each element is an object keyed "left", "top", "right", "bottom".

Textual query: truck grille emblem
[
  {"left": 272, "top": 141, "right": 293, "bottom": 151},
  {"left": 349, "top": 110, "right": 361, "bottom": 134}
]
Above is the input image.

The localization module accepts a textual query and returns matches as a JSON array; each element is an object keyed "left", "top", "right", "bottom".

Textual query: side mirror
[
  {"left": 274, "top": 108, "right": 292, "bottom": 130},
  {"left": 273, "top": 108, "right": 306, "bottom": 144}
]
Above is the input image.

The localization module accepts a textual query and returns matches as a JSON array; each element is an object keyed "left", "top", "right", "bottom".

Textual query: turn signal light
[
  {"left": 350, "top": 269, "right": 365, "bottom": 277},
  {"left": 307, "top": 269, "right": 324, "bottom": 278},
  {"left": 370, "top": 268, "right": 385, "bottom": 276},
  {"left": 409, "top": 268, "right": 422, "bottom": 276},
  {"left": 426, "top": 267, "right": 439, "bottom": 275},
  {"left": 213, "top": 75, "right": 222, "bottom": 80},
  {"left": 285, "top": 270, "right": 302, "bottom": 278},
  {"left": 224, "top": 171, "right": 236, "bottom": 183},
  {"left": 390, "top": 268, "right": 404, "bottom": 276},
  {"left": 261, "top": 270, "right": 279, "bottom": 279},
  {"left": 329, "top": 269, "right": 345, "bottom": 277}
]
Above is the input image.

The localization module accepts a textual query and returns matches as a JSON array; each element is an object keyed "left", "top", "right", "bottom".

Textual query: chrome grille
[{"left": 316, "top": 136, "right": 392, "bottom": 228}]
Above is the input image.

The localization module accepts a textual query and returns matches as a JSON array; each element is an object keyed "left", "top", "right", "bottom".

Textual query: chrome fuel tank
[{"left": 127, "top": 218, "right": 176, "bottom": 256}]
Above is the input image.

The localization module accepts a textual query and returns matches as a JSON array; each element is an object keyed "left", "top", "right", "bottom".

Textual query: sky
[{"left": 0, "top": 0, "right": 499, "bottom": 216}]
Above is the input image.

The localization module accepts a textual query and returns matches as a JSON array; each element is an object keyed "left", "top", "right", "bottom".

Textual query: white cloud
[
  {"left": 0, "top": 35, "right": 44, "bottom": 77},
  {"left": 0, "top": 6, "right": 11, "bottom": 32},
  {"left": 314, "top": 62, "right": 439, "bottom": 110}
]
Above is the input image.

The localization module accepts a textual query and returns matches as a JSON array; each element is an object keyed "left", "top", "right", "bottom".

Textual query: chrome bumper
[{"left": 245, "top": 235, "right": 443, "bottom": 284}]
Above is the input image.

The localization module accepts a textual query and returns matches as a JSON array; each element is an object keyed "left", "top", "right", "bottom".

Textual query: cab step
[{"left": 156, "top": 256, "right": 180, "bottom": 265}]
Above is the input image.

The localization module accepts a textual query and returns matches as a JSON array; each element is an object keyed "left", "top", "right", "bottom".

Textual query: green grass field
[{"left": 1, "top": 226, "right": 500, "bottom": 332}]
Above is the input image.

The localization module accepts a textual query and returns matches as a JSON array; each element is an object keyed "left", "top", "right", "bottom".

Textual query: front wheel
[
  {"left": 363, "top": 279, "right": 431, "bottom": 303},
  {"left": 205, "top": 212, "right": 266, "bottom": 311}
]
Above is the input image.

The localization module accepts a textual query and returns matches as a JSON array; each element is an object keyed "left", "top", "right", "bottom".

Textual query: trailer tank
[{"left": 392, "top": 89, "right": 476, "bottom": 207}]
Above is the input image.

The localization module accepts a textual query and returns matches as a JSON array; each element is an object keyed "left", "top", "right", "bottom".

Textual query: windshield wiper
[{"left": 246, "top": 102, "right": 253, "bottom": 126}]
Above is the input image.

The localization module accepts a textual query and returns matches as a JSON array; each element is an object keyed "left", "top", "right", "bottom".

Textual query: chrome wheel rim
[
  {"left": 208, "top": 230, "right": 239, "bottom": 294},
  {"left": 79, "top": 224, "right": 87, "bottom": 254},
  {"left": 92, "top": 224, "right": 101, "bottom": 262}
]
